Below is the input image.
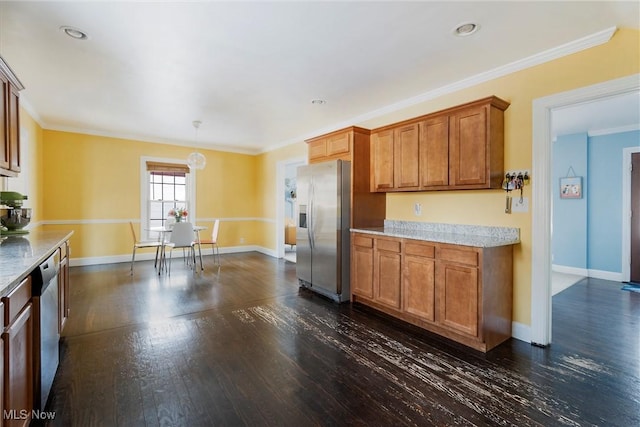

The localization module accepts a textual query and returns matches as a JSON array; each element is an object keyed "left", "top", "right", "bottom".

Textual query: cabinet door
[
  {"left": 3, "top": 304, "right": 34, "bottom": 427},
  {"left": 436, "top": 262, "right": 479, "bottom": 337},
  {"left": 0, "top": 73, "right": 8, "bottom": 172},
  {"left": 370, "top": 129, "right": 394, "bottom": 191},
  {"left": 308, "top": 139, "right": 327, "bottom": 163},
  {"left": 449, "top": 105, "right": 488, "bottom": 187},
  {"left": 393, "top": 123, "right": 420, "bottom": 190},
  {"left": 327, "top": 132, "right": 351, "bottom": 157},
  {"left": 403, "top": 242, "right": 436, "bottom": 322},
  {"left": 374, "top": 239, "right": 402, "bottom": 309},
  {"left": 8, "top": 85, "right": 20, "bottom": 173},
  {"left": 420, "top": 115, "right": 449, "bottom": 188},
  {"left": 352, "top": 236, "right": 374, "bottom": 299}
]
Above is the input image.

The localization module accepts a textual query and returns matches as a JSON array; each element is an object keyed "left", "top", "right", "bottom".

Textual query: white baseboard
[
  {"left": 552, "top": 264, "right": 622, "bottom": 282},
  {"left": 511, "top": 321, "right": 530, "bottom": 344},
  {"left": 552, "top": 264, "right": 588, "bottom": 276},
  {"left": 69, "top": 245, "right": 279, "bottom": 267}
]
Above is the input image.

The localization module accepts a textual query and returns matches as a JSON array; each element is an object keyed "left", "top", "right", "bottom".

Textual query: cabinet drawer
[
  {"left": 405, "top": 242, "right": 435, "bottom": 258},
  {"left": 3, "top": 276, "right": 31, "bottom": 326},
  {"left": 353, "top": 235, "right": 373, "bottom": 248},
  {"left": 377, "top": 238, "right": 401, "bottom": 253},
  {"left": 438, "top": 247, "right": 478, "bottom": 266}
]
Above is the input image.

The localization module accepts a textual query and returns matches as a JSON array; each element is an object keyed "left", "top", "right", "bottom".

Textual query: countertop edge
[
  {"left": 0, "top": 230, "right": 74, "bottom": 298},
  {"left": 350, "top": 227, "right": 520, "bottom": 248}
]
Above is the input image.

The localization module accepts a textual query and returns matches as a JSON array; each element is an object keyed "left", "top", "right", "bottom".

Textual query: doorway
[
  {"left": 630, "top": 152, "right": 640, "bottom": 283},
  {"left": 531, "top": 74, "right": 640, "bottom": 346},
  {"left": 275, "top": 157, "right": 306, "bottom": 261}
]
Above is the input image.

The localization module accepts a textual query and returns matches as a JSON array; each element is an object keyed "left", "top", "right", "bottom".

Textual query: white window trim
[{"left": 140, "top": 156, "right": 196, "bottom": 240}]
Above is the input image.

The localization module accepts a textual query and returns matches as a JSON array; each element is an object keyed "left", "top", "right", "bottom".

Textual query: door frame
[
  {"left": 531, "top": 73, "right": 640, "bottom": 346},
  {"left": 275, "top": 156, "right": 307, "bottom": 258},
  {"left": 623, "top": 147, "right": 640, "bottom": 282}
]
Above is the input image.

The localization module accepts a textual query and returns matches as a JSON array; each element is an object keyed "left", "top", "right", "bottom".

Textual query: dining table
[{"left": 147, "top": 224, "right": 207, "bottom": 273}]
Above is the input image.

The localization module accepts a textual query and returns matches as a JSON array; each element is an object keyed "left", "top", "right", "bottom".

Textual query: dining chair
[
  {"left": 163, "top": 222, "right": 196, "bottom": 275},
  {"left": 196, "top": 219, "right": 220, "bottom": 266},
  {"left": 129, "top": 222, "right": 162, "bottom": 275}
]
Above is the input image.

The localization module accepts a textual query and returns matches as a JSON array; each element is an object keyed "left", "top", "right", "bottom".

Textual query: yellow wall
[
  {"left": 255, "top": 142, "right": 307, "bottom": 248},
  {"left": 40, "top": 130, "right": 259, "bottom": 258},
  {"left": 11, "top": 28, "right": 640, "bottom": 328}
]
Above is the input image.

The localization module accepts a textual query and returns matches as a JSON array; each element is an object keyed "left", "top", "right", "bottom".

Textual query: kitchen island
[
  {"left": 0, "top": 229, "right": 72, "bottom": 425},
  {"left": 350, "top": 221, "right": 519, "bottom": 352}
]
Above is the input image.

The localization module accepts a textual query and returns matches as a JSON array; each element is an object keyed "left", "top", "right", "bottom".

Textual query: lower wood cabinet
[
  {"left": 352, "top": 235, "right": 374, "bottom": 298},
  {"left": 2, "top": 277, "right": 34, "bottom": 427},
  {"left": 351, "top": 232, "right": 513, "bottom": 352},
  {"left": 373, "top": 238, "right": 402, "bottom": 309}
]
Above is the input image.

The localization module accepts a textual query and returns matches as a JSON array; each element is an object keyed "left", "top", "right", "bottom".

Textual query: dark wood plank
[{"left": 38, "top": 253, "right": 640, "bottom": 426}]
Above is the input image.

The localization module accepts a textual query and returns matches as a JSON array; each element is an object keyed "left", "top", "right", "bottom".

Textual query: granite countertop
[
  {"left": 351, "top": 220, "right": 520, "bottom": 248},
  {"left": 0, "top": 229, "right": 74, "bottom": 297}
]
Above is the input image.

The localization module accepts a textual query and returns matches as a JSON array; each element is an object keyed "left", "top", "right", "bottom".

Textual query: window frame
[{"left": 140, "top": 156, "right": 196, "bottom": 240}]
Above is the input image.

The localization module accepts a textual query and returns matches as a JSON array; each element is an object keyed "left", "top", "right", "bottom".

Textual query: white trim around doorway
[{"left": 531, "top": 73, "right": 640, "bottom": 347}]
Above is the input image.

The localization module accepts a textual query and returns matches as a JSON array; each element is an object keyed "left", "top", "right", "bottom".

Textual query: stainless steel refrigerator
[{"left": 296, "top": 159, "right": 351, "bottom": 302}]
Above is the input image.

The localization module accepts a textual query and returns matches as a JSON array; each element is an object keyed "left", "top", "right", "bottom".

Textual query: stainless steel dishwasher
[{"left": 31, "top": 250, "right": 60, "bottom": 410}]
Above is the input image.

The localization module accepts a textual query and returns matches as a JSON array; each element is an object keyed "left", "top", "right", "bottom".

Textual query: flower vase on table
[{"left": 168, "top": 208, "right": 188, "bottom": 224}]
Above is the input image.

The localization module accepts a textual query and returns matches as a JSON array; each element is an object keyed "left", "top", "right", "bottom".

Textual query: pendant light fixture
[{"left": 187, "top": 120, "right": 206, "bottom": 170}]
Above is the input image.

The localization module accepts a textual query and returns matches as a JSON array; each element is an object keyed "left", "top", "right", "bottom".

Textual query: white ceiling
[{"left": 1, "top": 1, "right": 638, "bottom": 154}]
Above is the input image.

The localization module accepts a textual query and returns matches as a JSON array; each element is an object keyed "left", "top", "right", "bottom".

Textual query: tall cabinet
[
  {"left": 306, "top": 126, "right": 386, "bottom": 228},
  {"left": 0, "top": 56, "right": 24, "bottom": 178}
]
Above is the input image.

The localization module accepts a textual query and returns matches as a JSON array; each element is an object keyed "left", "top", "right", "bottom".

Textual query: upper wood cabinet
[
  {"left": 370, "top": 96, "right": 510, "bottom": 192},
  {"left": 307, "top": 128, "right": 353, "bottom": 164},
  {"left": 306, "top": 126, "right": 386, "bottom": 228},
  {"left": 0, "top": 56, "right": 24, "bottom": 177}
]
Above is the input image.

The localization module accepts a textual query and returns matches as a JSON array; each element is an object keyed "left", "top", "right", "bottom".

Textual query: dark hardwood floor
[{"left": 40, "top": 253, "right": 639, "bottom": 426}]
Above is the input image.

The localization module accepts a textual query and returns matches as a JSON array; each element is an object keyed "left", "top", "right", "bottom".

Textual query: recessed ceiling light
[
  {"left": 60, "top": 26, "right": 89, "bottom": 40},
  {"left": 311, "top": 99, "right": 327, "bottom": 105},
  {"left": 453, "top": 22, "right": 479, "bottom": 37}
]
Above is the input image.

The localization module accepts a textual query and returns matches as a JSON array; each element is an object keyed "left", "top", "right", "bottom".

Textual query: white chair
[
  {"left": 129, "top": 222, "right": 162, "bottom": 275},
  {"left": 196, "top": 219, "right": 220, "bottom": 266},
  {"left": 163, "top": 222, "right": 196, "bottom": 275}
]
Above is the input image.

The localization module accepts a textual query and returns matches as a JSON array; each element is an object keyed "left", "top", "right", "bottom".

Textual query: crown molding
[{"left": 0, "top": 55, "right": 25, "bottom": 90}]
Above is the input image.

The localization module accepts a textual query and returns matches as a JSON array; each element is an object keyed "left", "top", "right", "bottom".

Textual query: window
[{"left": 140, "top": 158, "right": 196, "bottom": 239}]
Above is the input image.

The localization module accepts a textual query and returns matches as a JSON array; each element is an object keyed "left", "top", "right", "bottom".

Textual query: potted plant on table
[{"left": 168, "top": 207, "right": 188, "bottom": 223}]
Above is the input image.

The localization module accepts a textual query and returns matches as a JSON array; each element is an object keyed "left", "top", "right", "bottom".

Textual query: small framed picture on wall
[{"left": 560, "top": 176, "right": 582, "bottom": 199}]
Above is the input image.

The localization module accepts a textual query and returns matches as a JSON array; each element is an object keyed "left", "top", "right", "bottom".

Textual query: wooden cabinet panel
[
  {"left": 371, "top": 129, "right": 394, "bottom": 191},
  {"left": 436, "top": 262, "right": 478, "bottom": 337},
  {"left": 3, "top": 303, "right": 34, "bottom": 427},
  {"left": 352, "top": 242, "right": 374, "bottom": 299},
  {"left": 374, "top": 243, "right": 401, "bottom": 309},
  {"left": 0, "top": 57, "right": 23, "bottom": 177},
  {"left": 420, "top": 115, "right": 449, "bottom": 188},
  {"left": 393, "top": 123, "right": 420, "bottom": 190},
  {"left": 8, "top": 85, "right": 19, "bottom": 173},
  {"left": 438, "top": 246, "right": 478, "bottom": 267},
  {"left": 0, "top": 73, "right": 8, "bottom": 172},
  {"left": 450, "top": 105, "right": 487, "bottom": 187},
  {"left": 3, "top": 278, "right": 31, "bottom": 328},
  {"left": 403, "top": 254, "right": 435, "bottom": 322},
  {"left": 308, "top": 139, "right": 327, "bottom": 161},
  {"left": 327, "top": 132, "right": 351, "bottom": 156}
]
